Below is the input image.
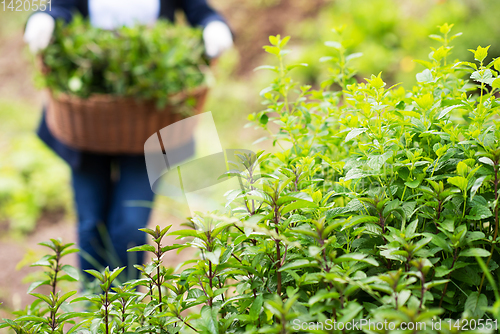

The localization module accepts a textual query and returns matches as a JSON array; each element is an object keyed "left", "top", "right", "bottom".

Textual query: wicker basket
[{"left": 45, "top": 87, "right": 208, "bottom": 154}]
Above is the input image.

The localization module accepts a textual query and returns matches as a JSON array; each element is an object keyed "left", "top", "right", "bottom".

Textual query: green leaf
[
  {"left": 456, "top": 161, "right": 468, "bottom": 177},
  {"left": 345, "top": 128, "right": 367, "bottom": 142},
  {"left": 61, "top": 248, "right": 79, "bottom": 257},
  {"left": 367, "top": 151, "right": 392, "bottom": 170},
  {"left": 138, "top": 227, "right": 156, "bottom": 237},
  {"left": 263, "top": 45, "right": 280, "bottom": 55},
  {"left": 260, "top": 113, "right": 269, "bottom": 125},
  {"left": 219, "top": 246, "right": 233, "bottom": 264},
  {"left": 15, "top": 315, "right": 49, "bottom": 323},
  {"left": 56, "top": 290, "right": 77, "bottom": 308},
  {"left": 27, "top": 280, "right": 50, "bottom": 293},
  {"left": 31, "top": 255, "right": 53, "bottom": 267},
  {"left": 334, "top": 253, "right": 379, "bottom": 266},
  {"left": 204, "top": 249, "right": 221, "bottom": 265},
  {"left": 269, "top": 35, "right": 278, "bottom": 45},
  {"left": 30, "top": 292, "right": 53, "bottom": 306},
  {"left": 57, "top": 312, "right": 91, "bottom": 322},
  {"left": 465, "top": 231, "right": 486, "bottom": 243},
  {"left": 127, "top": 244, "right": 156, "bottom": 253},
  {"left": 249, "top": 294, "right": 263, "bottom": 321},
  {"left": 346, "top": 215, "right": 379, "bottom": 227},
  {"left": 324, "top": 41, "right": 341, "bottom": 49},
  {"left": 201, "top": 305, "right": 219, "bottom": 334},
  {"left": 464, "top": 292, "right": 488, "bottom": 318},
  {"left": 308, "top": 289, "right": 340, "bottom": 305},
  {"left": 469, "top": 45, "right": 490, "bottom": 63},
  {"left": 428, "top": 34, "right": 444, "bottom": 43},
  {"left": 437, "top": 104, "right": 462, "bottom": 119},
  {"left": 281, "top": 200, "right": 318, "bottom": 215},
  {"left": 424, "top": 279, "right": 449, "bottom": 289},
  {"left": 492, "top": 78, "right": 500, "bottom": 89},
  {"left": 427, "top": 234, "right": 453, "bottom": 253},
  {"left": 0, "top": 319, "right": 17, "bottom": 328},
  {"left": 66, "top": 321, "right": 87, "bottom": 334},
  {"left": 470, "top": 69, "right": 494, "bottom": 85},
  {"left": 254, "top": 65, "right": 278, "bottom": 72},
  {"left": 279, "top": 36, "right": 291, "bottom": 48},
  {"left": 83, "top": 269, "right": 104, "bottom": 282},
  {"left": 346, "top": 52, "right": 363, "bottom": 62},
  {"left": 435, "top": 266, "right": 453, "bottom": 278},
  {"left": 466, "top": 205, "right": 493, "bottom": 220},
  {"left": 62, "top": 264, "right": 80, "bottom": 281},
  {"left": 459, "top": 248, "right": 490, "bottom": 257},
  {"left": 405, "top": 179, "right": 421, "bottom": 189},
  {"left": 470, "top": 176, "right": 487, "bottom": 200},
  {"left": 278, "top": 259, "right": 315, "bottom": 272},
  {"left": 458, "top": 61, "right": 477, "bottom": 70},
  {"left": 169, "top": 229, "right": 205, "bottom": 240},
  {"left": 447, "top": 176, "right": 467, "bottom": 191},
  {"left": 338, "top": 303, "right": 363, "bottom": 324},
  {"left": 479, "top": 157, "right": 495, "bottom": 166},
  {"left": 343, "top": 168, "right": 370, "bottom": 181},
  {"left": 109, "top": 266, "right": 126, "bottom": 283},
  {"left": 416, "top": 69, "right": 433, "bottom": 83}
]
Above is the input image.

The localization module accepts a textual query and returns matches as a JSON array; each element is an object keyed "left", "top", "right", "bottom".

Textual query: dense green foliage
[
  {"left": 0, "top": 99, "right": 71, "bottom": 235},
  {"left": 2, "top": 25, "right": 500, "bottom": 334},
  {"left": 41, "top": 16, "right": 208, "bottom": 107},
  {"left": 4, "top": 0, "right": 500, "bottom": 236},
  {"left": 0, "top": 135, "right": 71, "bottom": 234},
  {"left": 293, "top": 0, "right": 500, "bottom": 86}
]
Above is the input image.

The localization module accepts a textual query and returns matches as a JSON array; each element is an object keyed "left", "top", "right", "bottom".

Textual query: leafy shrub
[
  {"left": 41, "top": 16, "right": 208, "bottom": 107},
  {"left": 2, "top": 24, "right": 500, "bottom": 333},
  {"left": 0, "top": 135, "right": 72, "bottom": 234},
  {"left": 291, "top": 0, "right": 500, "bottom": 87}
]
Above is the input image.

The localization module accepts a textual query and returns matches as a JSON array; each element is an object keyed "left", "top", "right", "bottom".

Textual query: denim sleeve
[
  {"left": 178, "top": 0, "right": 226, "bottom": 27},
  {"left": 38, "top": 0, "right": 78, "bottom": 22}
]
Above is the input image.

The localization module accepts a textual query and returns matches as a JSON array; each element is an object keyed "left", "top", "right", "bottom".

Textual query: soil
[
  {"left": 218, "top": 0, "right": 327, "bottom": 75},
  {"left": 0, "top": 209, "right": 195, "bottom": 318},
  {"left": 0, "top": 31, "right": 41, "bottom": 105}
]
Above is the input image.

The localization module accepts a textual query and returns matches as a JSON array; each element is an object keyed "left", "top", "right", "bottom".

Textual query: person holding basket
[{"left": 23, "top": 0, "right": 233, "bottom": 280}]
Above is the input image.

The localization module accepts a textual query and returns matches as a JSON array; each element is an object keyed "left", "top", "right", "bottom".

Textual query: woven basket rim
[{"left": 49, "top": 85, "right": 208, "bottom": 104}]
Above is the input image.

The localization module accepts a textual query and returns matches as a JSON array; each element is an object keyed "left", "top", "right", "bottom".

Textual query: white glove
[
  {"left": 23, "top": 12, "right": 55, "bottom": 53},
  {"left": 203, "top": 21, "right": 233, "bottom": 58}
]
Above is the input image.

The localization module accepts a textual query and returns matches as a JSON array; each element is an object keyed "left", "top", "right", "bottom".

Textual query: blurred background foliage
[
  {"left": 0, "top": 0, "right": 500, "bottom": 237},
  {"left": 289, "top": 0, "right": 500, "bottom": 87}
]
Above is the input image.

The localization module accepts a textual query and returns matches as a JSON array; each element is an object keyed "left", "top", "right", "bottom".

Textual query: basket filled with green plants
[{"left": 39, "top": 16, "right": 209, "bottom": 154}]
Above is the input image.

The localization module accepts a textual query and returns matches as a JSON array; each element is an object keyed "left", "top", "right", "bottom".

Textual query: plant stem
[
  {"left": 479, "top": 163, "right": 499, "bottom": 293},
  {"left": 275, "top": 238, "right": 282, "bottom": 296},
  {"left": 105, "top": 288, "right": 110, "bottom": 334},
  {"left": 121, "top": 300, "right": 126, "bottom": 334},
  {"left": 274, "top": 202, "right": 282, "bottom": 296},
  {"left": 178, "top": 316, "right": 198, "bottom": 332},
  {"left": 156, "top": 244, "right": 163, "bottom": 313},
  {"left": 462, "top": 193, "right": 467, "bottom": 218},
  {"left": 419, "top": 267, "right": 426, "bottom": 311},
  {"left": 439, "top": 247, "right": 458, "bottom": 308},
  {"left": 49, "top": 250, "right": 61, "bottom": 331},
  {"left": 52, "top": 252, "right": 61, "bottom": 296},
  {"left": 209, "top": 261, "right": 213, "bottom": 290}
]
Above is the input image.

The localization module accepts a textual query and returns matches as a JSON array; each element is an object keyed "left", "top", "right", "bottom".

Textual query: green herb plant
[
  {"left": 2, "top": 24, "right": 500, "bottom": 333},
  {"left": 0, "top": 239, "right": 84, "bottom": 334},
  {"left": 40, "top": 15, "right": 208, "bottom": 108}
]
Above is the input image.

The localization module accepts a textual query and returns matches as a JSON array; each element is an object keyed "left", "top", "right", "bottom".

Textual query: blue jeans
[{"left": 71, "top": 154, "right": 154, "bottom": 280}]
